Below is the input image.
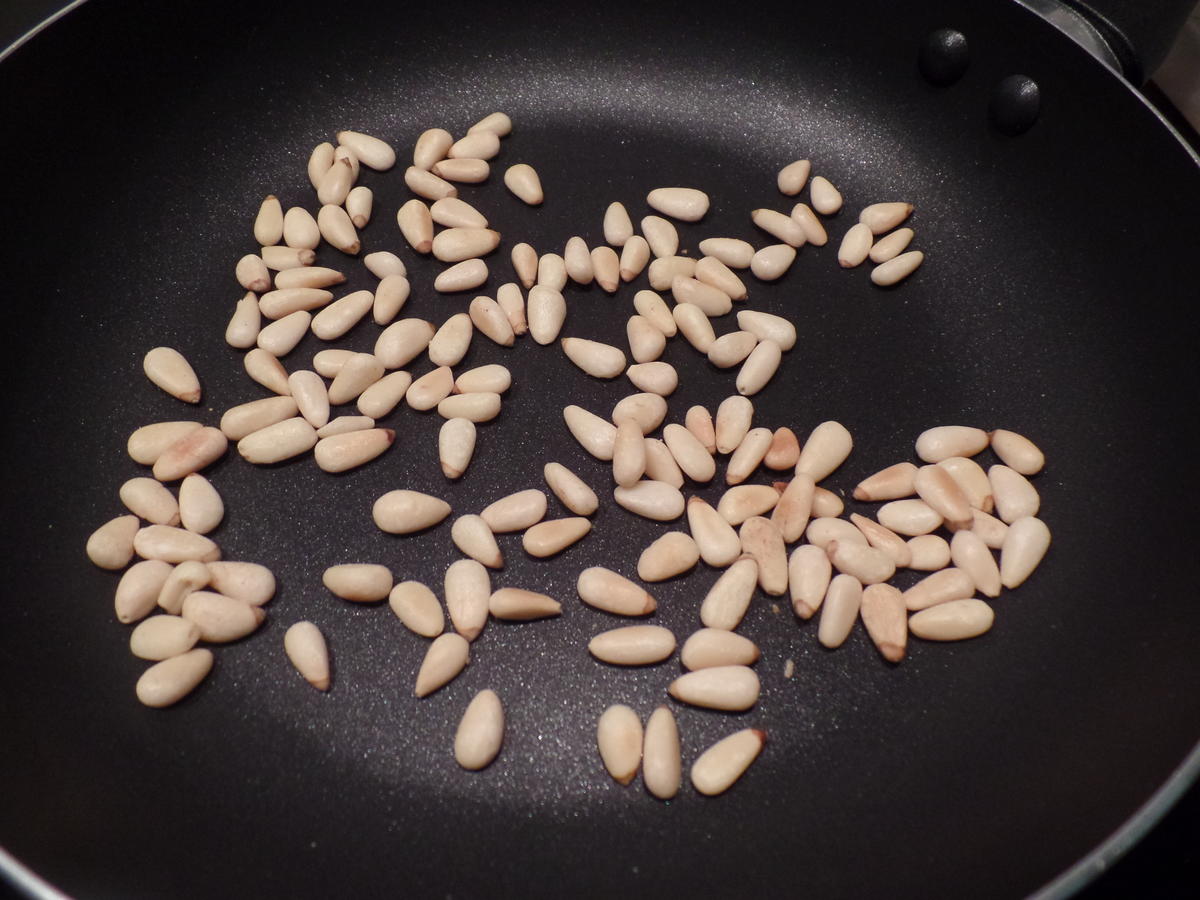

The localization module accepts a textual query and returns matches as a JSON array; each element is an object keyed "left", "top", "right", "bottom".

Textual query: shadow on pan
[{"left": 0, "top": 0, "right": 1197, "bottom": 897}]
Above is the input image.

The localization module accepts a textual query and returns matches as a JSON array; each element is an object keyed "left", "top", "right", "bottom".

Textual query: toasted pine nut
[
  {"left": 909, "top": 598, "right": 995, "bottom": 641},
  {"left": 669, "top": 665, "right": 760, "bottom": 711},
  {"left": 613, "top": 480, "right": 685, "bottom": 521},
  {"left": 643, "top": 706, "right": 681, "bottom": 800},
  {"left": 589, "top": 625, "right": 676, "bottom": 666},
  {"left": 413, "top": 128, "right": 453, "bottom": 170},
  {"left": 444, "top": 559, "right": 490, "bottom": 641},
  {"left": 989, "top": 465, "right": 1041, "bottom": 523},
  {"left": 136, "top": 649, "right": 213, "bottom": 708},
  {"left": 619, "top": 235, "right": 651, "bottom": 282},
  {"left": 504, "top": 163, "right": 543, "bottom": 204},
  {"left": 777, "top": 159, "right": 811, "bottom": 195},
  {"left": 809, "top": 176, "right": 843, "bottom": 214},
  {"left": 374, "top": 318, "right": 435, "bottom": 369},
  {"left": 598, "top": 705, "right": 643, "bottom": 785},
  {"left": 455, "top": 690, "right": 505, "bottom": 771},
  {"left": 488, "top": 588, "right": 562, "bottom": 620},
  {"left": 637, "top": 532, "right": 700, "bottom": 581},
  {"left": 902, "top": 567, "right": 975, "bottom": 611},
  {"left": 388, "top": 581, "right": 445, "bottom": 638},
  {"left": 578, "top": 567, "right": 656, "bottom": 616},
  {"left": 990, "top": 429, "right": 1045, "bottom": 475},
  {"left": 691, "top": 728, "right": 766, "bottom": 796},
  {"left": 372, "top": 489, "right": 452, "bottom": 534},
  {"left": 152, "top": 427, "right": 229, "bottom": 482},
  {"left": 906, "top": 534, "right": 952, "bottom": 570},
  {"left": 871, "top": 250, "right": 924, "bottom": 286},
  {"left": 178, "top": 474, "right": 223, "bottom": 535},
  {"left": 119, "top": 477, "right": 180, "bottom": 526},
  {"left": 451, "top": 515, "right": 503, "bottom": 569},
  {"left": 544, "top": 462, "right": 599, "bottom": 516},
  {"left": 414, "top": 633, "right": 469, "bottom": 697},
  {"left": 129, "top": 612, "right": 199, "bottom": 661},
  {"left": 869, "top": 227, "right": 914, "bottom": 263},
  {"left": 700, "top": 561, "right": 753, "bottom": 628},
  {"left": 439, "top": 417, "right": 477, "bottom": 479},
  {"left": 817, "top": 573, "right": 862, "bottom": 648},
  {"left": 789, "top": 544, "right": 832, "bottom": 619},
  {"left": 562, "top": 337, "right": 627, "bottom": 379},
  {"left": 999, "top": 516, "right": 1051, "bottom": 589},
  {"left": 522, "top": 517, "right": 592, "bottom": 558}
]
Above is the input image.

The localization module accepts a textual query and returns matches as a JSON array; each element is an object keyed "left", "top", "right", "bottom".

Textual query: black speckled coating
[{"left": 0, "top": 0, "right": 1197, "bottom": 898}]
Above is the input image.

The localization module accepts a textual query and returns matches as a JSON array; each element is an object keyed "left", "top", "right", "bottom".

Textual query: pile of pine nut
[{"left": 85, "top": 112, "right": 1048, "bottom": 799}]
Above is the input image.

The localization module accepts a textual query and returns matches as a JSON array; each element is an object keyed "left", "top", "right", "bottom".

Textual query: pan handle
[{"left": 1024, "top": 0, "right": 1196, "bottom": 83}]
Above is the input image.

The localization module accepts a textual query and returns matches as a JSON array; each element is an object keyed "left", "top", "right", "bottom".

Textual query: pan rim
[{"left": 0, "top": 1, "right": 1196, "bottom": 898}]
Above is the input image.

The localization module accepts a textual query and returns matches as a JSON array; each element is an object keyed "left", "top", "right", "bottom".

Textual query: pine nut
[
  {"left": 619, "top": 236, "right": 651, "bottom": 282},
  {"left": 406, "top": 166, "right": 458, "bottom": 200},
  {"left": 853, "top": 462, "right": 918, "bottom": 501},
  {"left": 717, "top": 484, "right": 780, "bottom": 526},
  {"left": 673, "top": 303, "right": 715, "bottom": 352},
  {"left": 736, "top": 339, "right": 781, "bottom": 395},
  {"left": 334, "top": 130, "right": 395, "bottom": 171},
  {"left": 812, "top": 486, "right": 845, "bottom": 517},
  {"left": 726, "top": 427, "right": 772, "bottom": 485},
  {"left": 915, "top": 425, "right": 988, "bottom": 463},
  {"left": 322, "top": 563, "right": 393, "bottom": 603},
  {"left": 455, "top": 690, "right": 505, "bottom": 771},
  {"left": 626, "top": 361, "right": 678, "bottom": 396},
  {"left": 614, "top": 480, "right": 685, "bottom": 521},
  {"left": 476, "top": 489, "right": 544, "bottom": 534},
  {"left": 504, "top": 163, "right": 543, "bottom": 204},
  {"left": 372, "top": 489, "right": 452, "bottom": 534},
  {"left": 663, "top": 423, "right": 716, "bottom": 482},
  {"left": 869, "top": 227, "right": 914, "bottom": 263},
  {"left": 317, "top": 416, "right": 375, "bottom": 438},
  {"left": 691, "top": 728, "right": 766, "bottom": 796},
  {"left": 646, "top": 187, "right": 709, "bottom": 221},
  {"left": 495, "top": 283, "right": 527, "bottom": 335},
  {"left": 313, "top": 348, "right": 356, "bottom": 378},
  {"left": 912, "top": 464, "right": 973, "bottom": 530},
  {"left": 827, "top": 540, "right": 896, "bottom": 585},
  {"left": 684, "top": 405, "right": 717, "bottom": 452},
  {"left": 468, "top": 112, "right": 513, "bottom": 137},
  {"left": 181, "top": 590, "right": 264, "bottom": 642},
  {"left": 597, "top": 704, "right": 643, "bottom": 785},
  {"left": 688, "top": 497, "right": 742, "bottom": 567},
  {"left": 436, "top": 259, "right": 490, "bottom": 294},
  {"left": 432, "top": 227, "right": 501, "bottom": 264},
  {"left": 537, "top": 252, "right": 567, "bottom": 290},
  {"left": 445, "top": 559, "right": 490, "bottom": 641},
  {"left": 740, "top": 516, "right": 788, "bottom": 595},
  {"left": 871, "top": 250, "right": 924, "bottom": 286},
  {"left": 695, "top": 256, "right": 748, "bottom": 300},
  {"left": 451, "top": 515, "right": 503, "bottom": 568},
  {"left": 511, "top": 243, "right": 538, "bottom": 288},
  {"left": 276, "top": 267, "right": 347, "bottom": 291},
  {"left": 307, "top": 143, "right": 334, "bottom": 190},
  {"left": 314, "top": 428, "right": 394, "bottom": 472},
  {"left": 206, "top": 561, "right": 275, "bottom": 606},
  {"left": 119, "top": 477, "right": 179, "bottom": 526},
  {"left": 439, "top": 417, "right": 477, "bottom": 479},
  {"left": 427, "top": 313, "right": 474, "bottom": 367},
  {"left": 937, "top": 456, "right": 993, "bottom": 513},
  {"left": 906, "top": 534, "right": 952, "bottom": 570},
  {"left": 647, "top": 256, "right": 698, "bottom": 291},
  {"left": 256, "top": 311, "right": 311, "bottom": 356},
  {"left": 698, "top": 237, "right": 755, "bottom": 269},
  {"left": 130, "top": 613, "right": 200, "bottom": 661},
  {"left": 877, "top": 499, "right": 944, "bottom": 536},
  {"left": 562, "top": 337, "right": 627, "bottom": 379},
  {"left": 777, "top": 159, "right": 811, "bottom": 195},
  {"left": 672, "top": 275, "right": 731, "bottom": 317},
  {"left": 640, "top": 215, "right": 679, "bottom": 258},
  {"left": 563, "top": 404, "right": 617, "bottom": 460},
  {"left": 151, "top": 426, "right": 228, "bottom": 482},
  {"left": 715, "top": 395, "right": 754, "bottom": 454},
  {"left": 604, "top": 201, "right": 634, "bottom": 246},
  {"left": 613, "top": 420, "right": 647, "bottom": 488},
  {"left": 375, "top": 318, "right": 435, "bottom": 369},
  {"left": 789, "top": 544, "right": 831, "bottom": 619},
  {"left": 668, "top": 665, "right": 760, "bottom": 711},
  {"left": 848, "top": 513, "right": 911, "bottom": 567},
  {"left": 735, "top": 309, "right": 796, "bottom": 350},
  {"left": 643, "top": 438, "right": 684, "bottom": 488},
  {"left": 818, "top": 573, "right": 862, "bottom": 648},
  {"left": 909, "top": 598, "right": 995, "bottom": 641},
  {"left": 388, "top": 581, "right": 445, "bottom": 638},
  {"left": 752, "top": 208, "right": 807, "bottom": 247},
  {"left": 235, "top": 254, "right": 272, "bottom": 292},
  {"left": 220, "top": 399, "right": 298, "bottom": 447},
  {"left": 258, "top": 287, "right": 331, "bottom": 320},
  {"left": 902, "top": 567, "right": 975, "bottom": 611},
  {"left": 543, "top": 462, "right": 599, "bottom": 516},
  {"left": 589, "top": 625, "right": 676, "bottom": 666},
  {"left": 280, "top": 621, "right": 330, "bottom": 691},
  {"left": 522, "top": 517, "right": 592, "bottom": 558},
  {"left": 643, "top": 706, "right": 681, "bottom": 800},
  {"left": 345, "top": 186, "right": 373, "bottom": 229},
  {"left": 999, "top": 516, "right": 1051, "bottom": 589},
  {"left": 415, "top": 633, "right": 470, "bottom": 697},
  {"left": 577, "top": 566, "right": 656, "bottom": 616},
  {"left": 362, "top": 252, "right": 407, "bottom": 280},
  {"left": 764, "top": 427, "right": 801, "bottom": 470},
  {"left": 860, "top": 202, "right": 913, "bottom": 235},
  {"left": 143, "top": 347, "right": 201, "bottom": 404},
  {"left": 990, "top": 429, "right": 1045, "bottom": 475},
  {"left": 429, "top": 198, "right": 487, "bottom": 231},
  {"left": 637, "top": 532, "right": 700, "bottom": 582},
  {"left": 680, "top": 628, "right": 760, "bottom": 670},
  {"left": 225, "top": 292, "right": 262, "bottom": 349},
  {"left": 448, "top": 131, "right": 500, "bottom": 161},
  {"left": 790, "top": 202, "right": 828, "bottom": 246},
  {"left": 526, "top": 285, "right": 566, "bottom": 344},
  {"left": 488, "top": 588, "right": 562, "bottom": 620},
  {"left": 413, "top": 128, "right": 453, "bottom": 170},
  {"left": 838, "top": 222, "right": 874, "bottom": 268},
  {"left": 591, "top": 246, "right": 621, "bottom": 293},
  {"left": 989, "top": 465, "right": 1040, "bottom": 523},
  {"left": 310, "top": 290, "right": 372, "bottom": 340},
  {"left": 806, "top": 516, "right": 867, "bottom": 550},
  {"left": 357, "top": 371, "right": 413, "bottom": 419},
  {"left": 699, "top": 556, "right": 758, "bottom": 629},
  {"left": 809, "top": 176, "right": 843, "bottom": 214},
  {"left": 260, "top": 245, "right": 316, "bottom": 270},
  {"left": 178, "top": 474, "right": 223, "bottom": 535},
  {"left": 563, "top": 236, "right": 593, "bottom": 284},
  {"left": 136, "top": 648, "right": 213, "bottom": 708},
  {"left": 284, "top": 371, "right": 327, "bottom": 430},
  {"left": 327, "top": 353, "right": 384, "bottom": 405},
  {"left": 254, "top": 194, "right": 284, "bottom": 245},
  {"left": 949, "top": 530, "right": 1001, "bottom": 597},
  {"left": 794, "top": 420, "right": 852, "bottom": 482},
  {"left": 396, "top": 198, "right": 434, "bottom": 255},
  {"left": 115, "top": 559, "right": 173, "bottom": 623},
  {"left": 628, "top": 315, "right": 666, "bottom": 363},
  {"left": 157, "top": 560, "right": 210, "bottom": 615},
  {"left": 316, "top": 158, "right": 355, "bottom": 206}
]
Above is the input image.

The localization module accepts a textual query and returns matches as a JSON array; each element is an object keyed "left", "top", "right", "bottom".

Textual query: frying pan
[{"left": 1, "top": 0, "right": 1197, "bottom": 896}]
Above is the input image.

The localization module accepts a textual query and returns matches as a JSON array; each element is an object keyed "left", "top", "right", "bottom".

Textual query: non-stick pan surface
[{"left": 1, "top": 0, "right": 1197, "bottom": 897}]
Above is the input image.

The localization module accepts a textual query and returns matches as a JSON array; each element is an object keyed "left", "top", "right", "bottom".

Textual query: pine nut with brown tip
[
  {"left": 389, "top": 581, "right": 445, "bottom": 638},
  {"left": 144, "top": 347, "right": 201, "bottom": 404},
  {"left": 764, "top": 427, "right": 801, "bottom": 470},
  {"left": 439, "top": 418, "right": 476, "bottom": 480},
  {"left": 789, "top": 544, "right": 831, "bottom": 619},
  {"left": 451, "top": 515, "right": 503, "bottom": 569},
  {"left": 838, "top": 222, "right": 874, "bottom": 268},
  {"left": 619, "top": 236, "right": 651, "bottom": 282},
  {"left": 577, "top": 567, "right": 656, "bottom": 616},
  {"left": 397, "top": 198, "right": 434, "bottom": 254},
  {"left": 504, "top": 163, "right": 543, "bottom": 204},
  {"left": 283, "top": 622, "right": 331, "bottom": 691}
]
